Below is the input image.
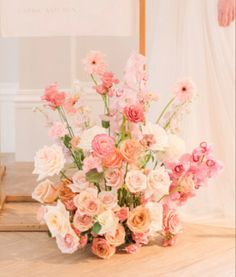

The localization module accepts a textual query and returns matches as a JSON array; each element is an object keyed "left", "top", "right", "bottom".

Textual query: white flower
[
  {"left": 56, "top": 231, "right": 79, "bottom": 254},
  {"left": 44, "top": 201, "right": 71, "bottom": 237},
  {"left": 157, "top": 134, "right": 185, "bottom": 162},
  {"left": 125, "top": 170, "right": 147, "bottom": 193},
  {"left": 142, "top": 122, "right": 168, "bottom": 151},
  {"left": 97, "top": 209, "right": 118, "bottom": 236},
  {"left": 68, "top": 171, "right": 90, "bottom": 193},
  {"left": 33, "top": 144, "right": 65, "bottom": 181},
  {"left": 146, "top": 167, "right": 171, "bottom": 201},
  {"left": 146, "top": 202, "right": 163, "bottom": 235},
  {"left": 79, "top": 125, "right": 106, "bottom": 151}
]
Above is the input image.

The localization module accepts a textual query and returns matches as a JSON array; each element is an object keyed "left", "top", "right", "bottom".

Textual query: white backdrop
[{"left": 147, "top": 0, "right": 235, "bottom": 227}]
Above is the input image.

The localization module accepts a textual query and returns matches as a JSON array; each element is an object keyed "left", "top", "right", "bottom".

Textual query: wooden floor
[{"left": 0, "top": 161, "right": 235, "bottom": 277}]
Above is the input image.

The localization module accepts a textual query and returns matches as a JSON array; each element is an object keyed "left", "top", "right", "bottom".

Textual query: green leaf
[
  {"left": 102, "top": 120, "right": 110, "bottom": 129},
  {"left": 86, "top": 169, "right": 104, "bottom": 183},
  {"left": 63, "top": 134, "right": 71, "bottom": 148},
  {"left": 92, "top": 222, "right": 102, "bottom": 234}
]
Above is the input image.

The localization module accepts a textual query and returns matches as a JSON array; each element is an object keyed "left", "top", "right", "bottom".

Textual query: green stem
[
  {"left": 60, "top": 171, "right": 72, "bottom": 182},
  {"left": 164, "top": 102, "right": 183, "bottom": 129},
  {"left": 156, "top": 97, "right": 176, "bottom": 124}
]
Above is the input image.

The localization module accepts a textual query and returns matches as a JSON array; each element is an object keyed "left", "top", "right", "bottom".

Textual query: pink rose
[
  {"left": 124, "top": 104, "right": 145, "bottom": 123},
  {"left": 116, "top": 207, "right": 129, "bottom": 222},
  {"left": 91, "top": 238, "right": 116, "bottom": 259},
  {"left": 132, "top": 232, "right": 149, "bottom": 245},
  {"left": 104, "top": 168, "right": 124, "bottom": 188},
  {"left": 83, "top": 155, "right": 103, "bottom": 173},
  {"left": 99, "top": 191, "right": 117, "bottom": 210},
  {"left": 32, "top": 179, "right": 58, "bottom": 203},
  {"left": 124, "top": 243, "right": 141, "bottom": 254},
  {"left": 163, "top": 206, "right": 182, "bottom": 235},
  {"left": 48, "top": 121, "right": 67, "bottom": 139},
  {"left": 73, "top": 211, "right": 93, "bottom": 232},
  {"left": 56, "top": 232, "right": 79, "bottom": 254},
  {"left": 92, "top": 134, "right": 115, "bottom": 158},
  {"left": 42, "top": 84, "right": 65, "bottom": 109},
  {"left": 69, "top": 171, "right": 90, "bottom": 193}
]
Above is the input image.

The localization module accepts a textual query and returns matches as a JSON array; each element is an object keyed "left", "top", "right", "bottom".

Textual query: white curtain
[{"left": 147, "top": 0, "right": 235, "bottom": 227}]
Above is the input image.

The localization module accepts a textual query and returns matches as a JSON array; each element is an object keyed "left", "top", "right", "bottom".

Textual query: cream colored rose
[
  {"left": 127, "top": 206, "right": 151, "bottom": 233},
  {"left": 32, "top": 179, "right": 58, "bottom": 203},
  {"left": 125, "top": 170, "right": 147, "bottom": 193},
  {"left": 105, "top": 223, "right": 125, "bottom": 247},
  {"left": 98, "top": 191, "right": 117, "bottom": 210},
  {"left": 97, "top": 209, "right": 118, "bottom": 236},
  {"left": 44, "top": 201, "right": 71, "bottom": 237},
  {"left": 157, "top": 134, "right": 185, "bottom": 162},
  {"left": 33, "top": 144, "right": 65, "bottom": 181},
  {"left": 146, "top": 167, "right": 171, "bottom": 200},
  {"left": 145, "top": 202, "right": 163, "bottom": 235}
]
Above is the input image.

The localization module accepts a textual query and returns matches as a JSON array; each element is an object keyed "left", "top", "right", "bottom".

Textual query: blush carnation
[
  {"left": 124, "top": 104, "right": 145, "bottom": 123},
  {"left": 42, "top": 84, "right": 65, "bottom": 109}
]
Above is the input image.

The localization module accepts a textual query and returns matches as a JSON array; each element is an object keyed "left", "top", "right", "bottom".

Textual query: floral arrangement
[{"left": 32, "top": 51, "right": 222, "bottom": 259}]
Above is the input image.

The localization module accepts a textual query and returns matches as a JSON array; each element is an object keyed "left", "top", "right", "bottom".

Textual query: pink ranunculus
[
  {"left": 83, "top": 155, "right": 103, "bottom": 173},
  {"left": 163, "top": 206, "right": 182, "bottom": 235},
  {"left": 124, "top": 243, "right": 141, "bottom": 254},
  {"left": 116, "top": 207, "right": 129, "bottom": 222},
  {"left": 79, "top": 234, "right": 88, "bottom": 249},
  {"left": 91, "top": 238, "right": 116, "bottom": 259},
  {"left": 91, "top": 134, "right": 115, "bottom": 158},
  {"left": 56, "top": 232, "right": 79, "bottom": 254},
  {"left": 83, "top": 51, "right": 107, "bottom": 75},
  {"left": 104, "top": 168, "right": 124, "bottom": 188},
  {"left": 124, "top": 104, "right": 145, "bottom": 123},
  {"left": 48, "top": 121, "right": 68, "bottom": 139},
  {"left": 173, "top": 78, "right": 196, "bottom": 103},
  {"left": 42, "top": 84, "right": 66, "bottom": 109}
]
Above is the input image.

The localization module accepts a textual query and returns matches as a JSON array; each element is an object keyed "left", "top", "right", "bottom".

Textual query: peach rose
[
  {"left": 103, "top": 148, "right": 123, "bottom": 168},
  {"left": 91, "top": 238, "right": 116, "bottom": 259},
  {"left": 125, "top": 170, "right": 147, "bottom": 193},
  {"left": 32, "top": 179, "right": 58, "bottom": 203},
  {"left": 116, "top": 207, "right": 129, "bottom": 222},
  {"left": 104, "top": 168, "right": 124, "bottom": 188},
  {"left": 73, "top": 211, "right": 93, "bottom": 232},
  {"left": 58, "top": 180, "right": 75, "bottom": 203},
  {"left": 163, "top": 208, "right": 182, "bottom": 235},
  {"left": 120, "top": 139, "right": 144, "bottom": 165},
  {"left": 92, "top": 134, "right": 115, "bottom": 158},
  {"left": 127, "top": 206, "right": 151, "bottom": 233},
  {"left": 105, "top": 224, "right": 126, "bottom": 247}
]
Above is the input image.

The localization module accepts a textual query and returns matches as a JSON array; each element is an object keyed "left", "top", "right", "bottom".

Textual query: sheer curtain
[{"left": 147, "top": 0, "right": 235, "bottom": 227}]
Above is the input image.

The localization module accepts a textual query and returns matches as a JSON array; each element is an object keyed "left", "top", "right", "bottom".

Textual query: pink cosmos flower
[
  {"left": 173, "top": 79, "right": 196, "bottom": 102},
  {"left": 83, "top": 51, "right": 107, "bottom": 75},
  {"left": 83, "top": 155, "right": 103, "bottom": 173},
  {"left": 91, "top": 134, "right": 115, "bottom": 158},
  {"left": 124, "top": 104, "right": 145, "bottom": 123},
  {"left": 48, "top": 121, "right": 67, "bottom": 139},
  {"left": 42, "top": 84, "right": 66, "bottom": 109}
]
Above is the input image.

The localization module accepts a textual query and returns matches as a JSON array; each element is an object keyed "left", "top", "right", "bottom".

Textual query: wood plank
[
  {"left": 0, "top": 165, "right": 6, "bottom": 210},
  {"left": 139, "top": 0, "right": 146, "bottom": 55}
]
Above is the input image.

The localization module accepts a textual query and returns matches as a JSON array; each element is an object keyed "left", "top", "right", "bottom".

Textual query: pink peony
[
  {"left": 91, "top": 238, "right": 116, "bottom": 259},
  {"left": 42, "top": 84, "right": 66, "bottom": 109},
  {"left": 83, "top": 155, "right": 103, "bottom": 173},
  {"left": 83, "top": 51, "right": 107, "bottom": 75},
  {"left": 124, "top": 104, "right": 145, "bottom": 123},
  {"left": 173, "top": 79, "right": 196, "bottom": 102},
  {"left": 48, "top": 122, "right": 67, "bottom": 139},
  {"left": 92, "top": 134, "right": 115, "bottom": 158}
]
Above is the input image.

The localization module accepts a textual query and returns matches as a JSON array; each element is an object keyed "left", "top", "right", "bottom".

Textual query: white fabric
[
  {"left": 148, "top": 0, "right": 235, "bottom": 227},
  {"left": 0, "top": 0, "right": 137, "bottom": 37}
]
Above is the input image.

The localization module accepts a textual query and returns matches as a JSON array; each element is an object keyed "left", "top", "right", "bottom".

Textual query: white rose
[
  {"left": 33, "top": 144, "right": 65, "bottom": 181},
  {"left": 56, "top": 230, "right": 79, "bottom": 254},
  {"left": 142, "top": 122, "right": 168, "bottom": 151},
  {"left": 146, "top": 167, "right": 171, "bottom": 200},
  {"left": 125, "top": 170, "right": 147, "bottom": 193},
  {"left": 68, "top": 171, "right": 90, "bottom": 193},
  {"left": 79, "top": 125, "right": 106, "bottom": 151},
  {"left": 146, "top": 202, "right": 163, "bottom": 235},
  {"left": 44, "top": 201, "right": 71, "bottom": 237},
  {"left": 157, "top": 134, "right": 185, "bottom": 162},
  {"left": 97, "top": 209, "right": 118, "bottom": 236}
]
